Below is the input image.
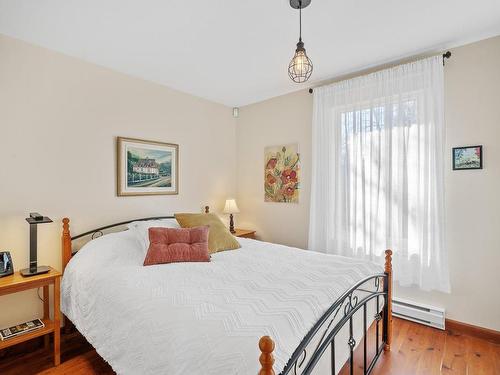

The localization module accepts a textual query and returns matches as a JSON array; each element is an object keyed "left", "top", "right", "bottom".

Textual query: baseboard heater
[{"left": 392, "top": 298, "right": 445, "bottom": 330}]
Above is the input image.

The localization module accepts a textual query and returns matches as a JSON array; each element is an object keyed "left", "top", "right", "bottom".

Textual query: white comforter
[{"left": 61, "top": 231, "right": 382, "bottom": 375}]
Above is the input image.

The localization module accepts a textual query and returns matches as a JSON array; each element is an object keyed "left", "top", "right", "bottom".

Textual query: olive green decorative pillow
[{"left": 174, "top": 213, "right": 240, "bottom": 254}]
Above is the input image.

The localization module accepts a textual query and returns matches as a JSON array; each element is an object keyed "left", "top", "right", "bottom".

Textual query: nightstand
[
  {"left": 0, "top": 266, "right": 61, "bottom": 366},
  {"left": 234, "top": 229, "right": 256, "bottom": 239}
]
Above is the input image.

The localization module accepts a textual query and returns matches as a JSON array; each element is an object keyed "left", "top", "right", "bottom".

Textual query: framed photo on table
[{"left": 117, "top": 137, "right": 178, "bottom": 196}]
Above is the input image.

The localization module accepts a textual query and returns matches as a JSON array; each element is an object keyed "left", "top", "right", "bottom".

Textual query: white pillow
[
  {"left": 126, "top": 218, "right": 179, "bottom": 230},
  {"left": 127, "top": 219, "right": 180, "bottom": 254}
]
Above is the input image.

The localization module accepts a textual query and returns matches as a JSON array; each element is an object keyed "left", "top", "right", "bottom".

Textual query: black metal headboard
[
  {"left": 71, "top": 206, "right": 210, "bottom": 243},
  {"left": 69, "top": 216, "right": 178, "bottom": 255},
  {"left": 68, "top": 206, "right": 210, "bottom": 255},
  {"left": 71, "top": 216, "right": 176, "bottom": 241}
]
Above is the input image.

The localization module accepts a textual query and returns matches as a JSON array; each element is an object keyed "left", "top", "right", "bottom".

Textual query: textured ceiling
[{"left": 1, "top": 0, "right": 500, "bottom": 107}]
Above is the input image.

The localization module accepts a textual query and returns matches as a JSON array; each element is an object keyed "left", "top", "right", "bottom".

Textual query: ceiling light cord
[{"left": 299, "top": 0, "right": 302, "bottom": 42}]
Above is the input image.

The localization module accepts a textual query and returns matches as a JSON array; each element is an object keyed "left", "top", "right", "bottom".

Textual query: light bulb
[{"left": 292, "top": 51, "right": 309, "bottom": 75}]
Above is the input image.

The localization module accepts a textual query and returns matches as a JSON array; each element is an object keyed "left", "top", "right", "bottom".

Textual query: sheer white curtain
[{"left": 309, "top": 56, "right": 450, "bottom": 292}]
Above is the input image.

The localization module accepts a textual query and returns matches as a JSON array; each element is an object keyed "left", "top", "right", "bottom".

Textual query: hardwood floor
[
  {"left": 339, "top": 318, "right": 500, "bottom": 375},
  {"left": 0, "top": 318, "right": 498, "bottom": 374}
]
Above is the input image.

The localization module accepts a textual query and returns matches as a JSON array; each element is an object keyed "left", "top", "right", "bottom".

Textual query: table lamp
[
  {"left": 21, "top": 213, "right": 52, "bottom": 277},
  {"left": 223, "top": 199, "right": 240, "bottom": 234}
]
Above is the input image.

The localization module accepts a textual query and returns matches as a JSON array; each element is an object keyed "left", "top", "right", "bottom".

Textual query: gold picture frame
[{"left": 117, "top": 137, "right": 179, "bottom": 196}]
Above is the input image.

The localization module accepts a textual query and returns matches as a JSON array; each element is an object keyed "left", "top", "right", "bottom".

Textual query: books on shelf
[{"left": 0, "top": 319, "right": 45, "bottom": 341}]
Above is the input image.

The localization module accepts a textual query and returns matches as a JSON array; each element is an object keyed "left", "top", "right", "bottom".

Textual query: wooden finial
[
  {"left": 384, "top": 249, "right": 393, "bottom": 351},
  {"left": 205, "top": 205, "right": 210, "bottom": 213},
  {"left": 62, "top": 218, "right": 71, "bottom": 272},
  {"left": 259, "top": 336, "right": 275, "bottom": 375},
  {"left": 384, "top": 249, "right": 393, "bottom": 273}
]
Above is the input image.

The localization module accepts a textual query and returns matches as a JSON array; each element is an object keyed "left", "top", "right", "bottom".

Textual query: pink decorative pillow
[{"left": 143, "top": 226, "right": 210, "bottom": 266}]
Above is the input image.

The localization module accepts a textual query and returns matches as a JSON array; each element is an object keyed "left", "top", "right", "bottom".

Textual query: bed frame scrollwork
[
  {"left": 60, "top": 205, "right": 392, "bottom": 375},
  {"left": 259, "top": 249, "right": 392, "bottom": 375}
]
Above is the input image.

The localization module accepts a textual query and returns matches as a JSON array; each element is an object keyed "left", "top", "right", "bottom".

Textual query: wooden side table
[
  {"left": 234, "top": 229, "right": 256, "bottom": 239},
  {"left": 0, "top": 266, "right": 61, "bottom": 366}
]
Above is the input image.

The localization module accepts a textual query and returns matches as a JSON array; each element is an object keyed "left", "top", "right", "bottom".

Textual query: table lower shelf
[{"left": 0, "top": 319, "right": 55, "bottom": 350}]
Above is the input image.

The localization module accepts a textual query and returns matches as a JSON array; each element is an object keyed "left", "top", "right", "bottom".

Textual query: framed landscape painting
[
  {"left": 264, "top": 144, "right": 300, "bottom": 203},
  {"left": 452, "top": 145, "right": 482, "bottom": 170},
  {"left": 117, "top": 137, "right": 178, "bottom": 196}
]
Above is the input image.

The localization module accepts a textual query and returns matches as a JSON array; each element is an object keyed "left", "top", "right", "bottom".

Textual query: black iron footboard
[
  {"left": 282, "top": 274, "right": 388, "bottom": 375},
  {"left": 259, "top": 250, "right": 393, "bottom": 375}
]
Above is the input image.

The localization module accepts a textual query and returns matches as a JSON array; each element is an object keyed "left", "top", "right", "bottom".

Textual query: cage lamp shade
[
  {"left": 223, "top": 199, "right": 240, "bottom": 214},
  {"left": 288, "top": 41, "right": 313, "bottom": 83}
]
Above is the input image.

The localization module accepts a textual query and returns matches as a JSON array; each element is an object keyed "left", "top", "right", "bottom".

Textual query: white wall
[
  {"left": 236, "top": 90, "right": 313, "bottom": 249},
  {"left": 0, "top": 34, "right": 236, "bottom": 327},
  {"left": 236, "top": 35, "right": 500, "bottom": 331}
]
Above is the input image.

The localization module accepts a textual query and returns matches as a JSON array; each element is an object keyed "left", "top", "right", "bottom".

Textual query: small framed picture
[
  {"left": 117, "top": 137, "right": 178, "bottom": 196},
  {"left": 452, "top": 145, "right": 482, "bottom": 170}
]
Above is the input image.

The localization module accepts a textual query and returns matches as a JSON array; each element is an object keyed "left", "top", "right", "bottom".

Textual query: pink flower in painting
[
  {"left": 281, "top": 169, "right": 297, "bottom": 185},
  {"left": 266, "top": 158, "right": 277, "bottom": 169},
  {"left": 475, "top": 147, "right": 481, "bottom": 157},
  {"left": 283, "top": 186, "right": 295, "bottom": 196}
]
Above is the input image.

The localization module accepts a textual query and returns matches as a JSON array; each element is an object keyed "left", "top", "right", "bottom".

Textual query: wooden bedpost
[
  {"left": 258, "top": 336, "right": 275, "bottom": 375},
  {"left": 62, "top": 218, "right": 71, "bottom": 272},
  {"left": 62, "top": 217, "right": 74, "bottom": 333},
  {"left": 384, "top": 249, "right": 393, "bottom": 351}
]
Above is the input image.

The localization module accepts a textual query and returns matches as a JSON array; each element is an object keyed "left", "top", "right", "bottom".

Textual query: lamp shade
[
  {"left": 223, "top": 199, "right": 240, "bottom": 214},
  {"left": 288, "top": 42, "right": 313, "bottom": 83}
]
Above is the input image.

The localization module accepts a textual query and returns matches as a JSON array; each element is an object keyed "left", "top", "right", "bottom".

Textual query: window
[{"left": 309, "top": 56, "right": 450, "bottom": 292}]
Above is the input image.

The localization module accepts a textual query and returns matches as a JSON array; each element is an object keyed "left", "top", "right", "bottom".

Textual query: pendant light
[{"left": 288, "top": 0, "right": 313, "bottom": 83}]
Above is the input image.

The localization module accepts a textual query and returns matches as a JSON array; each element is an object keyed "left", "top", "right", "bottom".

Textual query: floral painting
[
  {"left": 264, "top": 144, "right": 300, "bottom": 203},
  {"left": 452, "top": 145, "right": 482, "bottom": 170}
]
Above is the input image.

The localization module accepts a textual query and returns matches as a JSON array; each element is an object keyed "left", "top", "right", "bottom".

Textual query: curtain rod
[{"left": 308, "top": 51, "right": 452, "bottom": 94}]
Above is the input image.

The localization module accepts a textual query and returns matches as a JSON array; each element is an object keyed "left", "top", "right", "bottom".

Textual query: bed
[{"left": 60, "top": 210, "right": 392, "bottom": 375}]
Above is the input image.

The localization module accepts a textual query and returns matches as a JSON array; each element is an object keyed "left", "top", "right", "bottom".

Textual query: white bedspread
[{"left": 61, "top": 231, "right": 382, "bottom": 375}]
